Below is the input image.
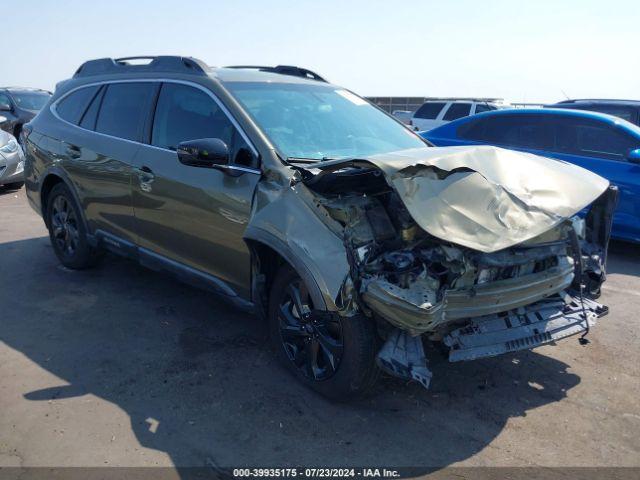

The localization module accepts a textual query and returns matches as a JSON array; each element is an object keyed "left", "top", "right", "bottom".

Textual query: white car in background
[
  {"left": 410, "top": 99, "right": 506, "bottom": 131},
  {"left": 392, "top": 110, "right": 414, "bottom": 125}
]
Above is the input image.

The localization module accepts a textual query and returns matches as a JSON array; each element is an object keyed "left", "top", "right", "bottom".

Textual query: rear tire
[
  {"left": 268, "top": 265, "right": 379, "bottom": 401},
  {"left": 45, "top": 183, "right": 101, "bottom": 269}
]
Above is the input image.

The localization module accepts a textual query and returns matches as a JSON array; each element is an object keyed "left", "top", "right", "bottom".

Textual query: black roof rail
[
  {"left": 225, "top": 65, "right": 327, "bottom": 82},
  {"left": 73, "top": 56, "right": 210, "bottom": 78}
]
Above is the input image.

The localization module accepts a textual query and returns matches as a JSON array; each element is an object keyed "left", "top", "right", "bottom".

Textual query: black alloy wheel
[
  {"left": 45, "top": 183, "right": 101, "bottom": 269},
  {"left": 277, "top": 278, "right": 344, "bottom": 381},
  {"left": 50, "top": 194, "right": 80, "bottom": 258},
  {"left": 268, "top": 265, "right": 380, "bottom": 401}
]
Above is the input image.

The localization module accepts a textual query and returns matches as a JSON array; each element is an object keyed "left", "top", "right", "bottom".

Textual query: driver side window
[
  {"left": 151, "top": 83, "right": 257, "bottom": 168},
  {"left": 152, "top": 83, "right": 233, "bottom": 151},
  {"left": 553, "top": 117, "right": 638, "bottom": 161}
]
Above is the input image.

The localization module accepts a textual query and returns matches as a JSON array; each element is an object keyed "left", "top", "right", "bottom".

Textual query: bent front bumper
[
  {"left": 444, "top": 292, "right": 607, "bottom": 362},
  {"left": 363, "top": 258, "right": 575, "bottom": 335},
  {"left": 375, "top": 292, "right": 607, "bottom": 390}
]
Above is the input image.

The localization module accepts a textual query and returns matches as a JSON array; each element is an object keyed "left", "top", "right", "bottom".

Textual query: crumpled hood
[{"left": 312, "top": 146, "right": 610, "bottom": 253}]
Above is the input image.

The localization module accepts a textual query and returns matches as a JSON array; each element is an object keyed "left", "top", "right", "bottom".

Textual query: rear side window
[
  {"left": 95, "top": 83, "right": 155, "bottom": 141},
  {"left": 151, "top": 83, "right": 234, "bottom": 151},
  {"left": 79, "top": 86, "right": 105, "bottom": 130},
  {"left": 457, "top": 118, "right": 487, "bottom": 141},
  {"left": 486, "top": 115, "right": 553, "bottom": 149},
  {"left": 474, "top": 104, "right": 495, "bottom": 114},
  {"left": 587, "top": 105, "right": 637, "bottom": 124},
  {"left": 458, "top": 114, "right": 554, "bottom": 150},
  {"left": 56, "top": 86, "right": 99, "bottom": 124},
  {"left": 443, "top": 103, "right": 471, "bottom": 121},
  {"left": 414, "top": 102, "right": 445, "bottom": 119}
]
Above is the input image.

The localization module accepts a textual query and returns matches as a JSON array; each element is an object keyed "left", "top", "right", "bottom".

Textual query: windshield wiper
[
  {"left": 287, "top": 156, "right": 353, "bottom": 163},
  {"left": 287, "top": 157, "right": 321, "bottom": 164}
]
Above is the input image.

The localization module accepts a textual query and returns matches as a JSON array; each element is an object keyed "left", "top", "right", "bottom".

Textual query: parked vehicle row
[
  {"left": 395, "top": 98, "right": 505, "bottom": 131},
  {"left": 397, "top": 98, "right": 640, "bottom": 133},
  {"left": 22, "top": 56, "right": 616, "bottom": 400},
  {"left": 421, "top": 108, "right": 640, "bottom": 243},
  {"left": 0, "top": 87, "right": 51, "bottom": 141},
  {"left": 0, "top": 87, "right": 50, "bottom": 189}
]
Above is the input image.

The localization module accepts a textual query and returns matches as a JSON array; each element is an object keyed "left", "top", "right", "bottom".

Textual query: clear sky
[{"left": 4, "top": 0, "right": 639, "bottom": 103}]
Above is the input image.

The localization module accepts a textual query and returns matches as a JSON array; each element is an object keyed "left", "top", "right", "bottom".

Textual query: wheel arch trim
[
  {"left": 244, "top": 227, "right": 331, "bottom": 313},
  {"left": 39, "top": 167, "right": 95, "bottom": 245}
]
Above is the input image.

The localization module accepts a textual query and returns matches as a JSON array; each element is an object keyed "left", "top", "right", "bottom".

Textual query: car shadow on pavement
[
  {"left": 606, "top": 240, "right": 640, "bottom": 277},
  {"left": 1, "top": 236, "right": 581, "bottom": 476},
  {"left": 0, "top": 184, "right": 23, "bottom": 196}
]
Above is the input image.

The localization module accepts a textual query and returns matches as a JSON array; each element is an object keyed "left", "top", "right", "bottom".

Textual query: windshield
[
  {"left": 225, "top": 82, "right": 426, "bottom": 161},
  {"left": 11, "top": 92, "right": 51, "bottom": 111}
]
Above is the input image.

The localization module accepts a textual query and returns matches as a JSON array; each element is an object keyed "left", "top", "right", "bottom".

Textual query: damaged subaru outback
[{"left": 24, "top": 56, "right": 617, "bottom": 400}]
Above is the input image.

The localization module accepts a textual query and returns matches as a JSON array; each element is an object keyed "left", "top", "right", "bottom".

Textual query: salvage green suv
[{"left": 24, "top": 56, "right": 617, "bottom": 400}]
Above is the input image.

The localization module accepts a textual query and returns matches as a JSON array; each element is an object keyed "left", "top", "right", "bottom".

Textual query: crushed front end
[{"left": 298, "top": 146, "right": 618, "bottom": 389}]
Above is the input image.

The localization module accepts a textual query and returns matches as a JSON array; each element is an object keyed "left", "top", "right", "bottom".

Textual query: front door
[
  {"left": 550, "top": 117, "right": 640, "bottom": 241},
  {"left": 132, "top": 82, "right": 261, "bottom": 298}
]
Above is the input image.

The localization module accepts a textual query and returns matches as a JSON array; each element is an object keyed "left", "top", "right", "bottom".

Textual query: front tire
[
  {"left": 45, "top": 183, "right": 100, "bottom": 269},
  {"left": 268, "top": 265, "right": 379, "bottom": 401}
]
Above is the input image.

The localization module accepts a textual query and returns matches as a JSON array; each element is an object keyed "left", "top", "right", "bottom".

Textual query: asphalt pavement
[{"left": 1, "top": 185, "right": 639, "bottom": 476}]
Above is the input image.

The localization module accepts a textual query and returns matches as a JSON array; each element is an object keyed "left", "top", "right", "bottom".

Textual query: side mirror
[
  {"left": 0, "top": 115, "right": 6, "bottom": 124},
  {"left": 626, "top": 148, "right": 640, "bottom": 164},
  {"left": 177, "top": 138, "right": 229, "bottom": 168},
  {"left": 0, "top": 101, "right": 11, "bottom": 112}
]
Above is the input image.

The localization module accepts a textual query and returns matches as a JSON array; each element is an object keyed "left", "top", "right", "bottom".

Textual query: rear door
[
  {"left": 51, "top": 82, "right": 156, "bottom": 245},
  {"left": 132, "top": 82, "right": 261, "bottom": 298}
]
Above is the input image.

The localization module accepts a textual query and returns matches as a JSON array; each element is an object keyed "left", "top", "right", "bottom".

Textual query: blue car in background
[{"left": 420, "top": 108, "right": 640, "bottom": 243}]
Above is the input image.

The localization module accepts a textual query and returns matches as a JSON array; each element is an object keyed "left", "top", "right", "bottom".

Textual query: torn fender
[
  {"left": 306, "top": 146, "right": 610, "bottom": 253},
  {"left": 244, "top": 176, "right": 351, "bottom": 311}
]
